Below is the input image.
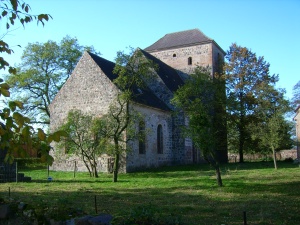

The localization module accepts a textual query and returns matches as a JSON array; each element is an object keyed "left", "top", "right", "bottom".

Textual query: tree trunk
[
  {"left": 113, "top": 153, "right": 119, "bottom": 182},
  {"left": 272, "top": 146, "right": 278, "bottom": 170},
  {"left": 113, "top": 137, "right": 120, "bottom": 182},
  {"left": 215, "top": 163, "right": 223, "bottom": 187}
]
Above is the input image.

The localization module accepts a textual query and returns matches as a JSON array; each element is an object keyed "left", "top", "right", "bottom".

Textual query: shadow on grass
[{"left": 1, "top": 181, "right": 300, "bottom": 225}]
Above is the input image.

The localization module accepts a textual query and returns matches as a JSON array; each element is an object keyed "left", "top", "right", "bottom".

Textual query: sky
[{"left": 2, "top": 0, "right": 300, "bottom": 99}]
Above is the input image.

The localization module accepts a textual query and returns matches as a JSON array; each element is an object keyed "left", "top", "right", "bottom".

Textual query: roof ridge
[{"left": 144, "top": 28, "right": 213, "bottom": 52}]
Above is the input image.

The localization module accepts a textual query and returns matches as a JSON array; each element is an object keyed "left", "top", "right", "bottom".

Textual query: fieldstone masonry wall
[{"left": 49, "top": 52, "right": 119, "bottom": 132}]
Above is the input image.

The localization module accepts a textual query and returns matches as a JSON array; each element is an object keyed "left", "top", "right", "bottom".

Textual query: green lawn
[{"left": 1, "top": 161, "right": 299, "bottom": 224}]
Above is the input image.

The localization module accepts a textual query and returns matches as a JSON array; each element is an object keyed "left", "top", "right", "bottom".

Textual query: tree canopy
[
  {"left": 172, "top": 67, "right": 225, "bottom": 186},
  {"left": 5, "top": 36, "right": 99, "bottom": 126},
  {"left": 0, "top": 0, "right": 65, "bottom": 164},
  {"left": 224, "top": 43, "right": 287, "bottom": 162},
  {"left": 292, "top": 80, "right": 300, "bottom": 108}
]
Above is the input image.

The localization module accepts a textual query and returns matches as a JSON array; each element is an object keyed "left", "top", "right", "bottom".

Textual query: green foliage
[
  {"left": 0, "top": 0, "right": 51, "bottom": 73},
  {"left": 106, "top": 48, "right": 158, "bottom": 182},
  {"left": 172, "top": 67, "right": 225, "bottom": 186},
  {"left": 58, "top": 110, "right": 109, "bottom": 177},
  {"left": 292, "top": 80, "right": 300, "bottom": 108},
  {"left": 5, "top": 36, "right": 99, "bottom": 126},
  {"left": 0, "top": 1, "right": 66, "bottom": 165},
  {"left": 225, "top": 43, "right": 289, "bottom": 162}
]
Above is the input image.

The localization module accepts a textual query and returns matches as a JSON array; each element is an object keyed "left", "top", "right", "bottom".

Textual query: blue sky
[{"left": 2, "top": 0, "right": 300, "bottom": 99}]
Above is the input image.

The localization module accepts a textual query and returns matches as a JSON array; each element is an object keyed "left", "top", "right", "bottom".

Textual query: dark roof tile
[
  {"left": 144, "top": 29, "right": 212, "bottom": 52},
  {"left": 87, "top": 51, "right": 171, "bottom": 111}
]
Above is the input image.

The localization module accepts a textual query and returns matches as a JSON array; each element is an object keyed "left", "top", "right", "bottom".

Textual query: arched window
[
  {"left": 173, "top": 53, "right": 177, "bottom": 57},
  {"left": 188, "top": 57, "right": 192, "bottom": 65},
  {"left": 139, "top": 121, "right": 145, "bottom": 154},
  {"left": 157, "top": 124, "right": 163, "bottom": 154}
]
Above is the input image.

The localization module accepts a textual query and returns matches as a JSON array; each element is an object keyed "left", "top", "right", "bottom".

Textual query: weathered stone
[
  {"left": 74, "top": 215, "right": 94, "bottom": 225},
  {"left": 88, "top": 214, "right": 113, "bottom": 225},
  {"left": 0, "top": 204, "right": 11, "bottom": 219}
]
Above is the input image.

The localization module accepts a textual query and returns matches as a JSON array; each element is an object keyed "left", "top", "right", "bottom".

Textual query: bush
[{"left": 15, "top": 158, "right": 47, "bottom": 169}]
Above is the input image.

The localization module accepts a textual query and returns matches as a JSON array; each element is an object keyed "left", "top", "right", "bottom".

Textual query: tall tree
[
  {"left": 105, "top": 48, "right": 157, "bottom": 182},
  {"left": 250, "top": 86, "right": 293, "bottom": 169},
  {"left": 172, "top": 67, "right": 225, "bottom": 187},
  {"left": 5, "top": 37, "right": 99, "bottom": 126},
  {"left": 0, "top": 0, "right": 64, "bottom": 164},
  {"left": 225, "top": 43, "right": 278, "bottom": 162},
  {"left": 292, "top": 80, "right": 300, "bottom": 108}
]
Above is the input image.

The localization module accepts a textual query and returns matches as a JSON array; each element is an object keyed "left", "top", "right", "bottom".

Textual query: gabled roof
[
  {"left": 87, "top": 51, "right": 171, "bottom": 111},
  {"left": 140, "top": 49, "right": 184, "bottom": 92},
  {"left": 144, "top": 28, "right": 212, "bottom": 52}
]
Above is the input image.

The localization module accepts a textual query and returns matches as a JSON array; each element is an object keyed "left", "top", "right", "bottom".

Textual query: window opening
[
  {"left": 188, "top": 57, "right": 192, "bottom": 65},
  {"left": 173, "top": 53, "right": 177, "bottom": 57},
  {"left": 157, "top": 124, "right": 163, "bottom": 154},
  {"left": 139, "top": 121, "right": 146, "bottom": 154}
]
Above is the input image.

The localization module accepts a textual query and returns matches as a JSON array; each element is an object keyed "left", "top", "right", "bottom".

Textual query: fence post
[
  {"left": 74, "top": 161, "right": 76, "bottom": 178},
  {"left": 243, "top": 211, "right": 247, "bottom": 225},
  {"left": 15, "top": 161, "right": 18, "bottom": 183},
  {"left": 47, "top": 164, "right": 50, "bottom": 177}
]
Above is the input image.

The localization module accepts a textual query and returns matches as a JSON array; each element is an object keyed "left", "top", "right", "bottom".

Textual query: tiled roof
[
  {"left": 144, "top": 29, "right": 212, "bottom": 52},
  {"left": 87, "top": 51, "right": 171, "bottom": 111}
]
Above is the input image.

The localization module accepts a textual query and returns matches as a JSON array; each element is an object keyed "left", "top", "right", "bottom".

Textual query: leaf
[
  {"left": 13, "top": 112, "right": 25, "bottom": 127},
  {"left": 10, "top": 0, "right": 18, "bottom": 11},
  {"left": 2, "top": 11, "right": 8, "bottom": 17},
  {"left": 38, "top": 128, "right": 46, "bottom": 141},
  {"left": 22, "top": 126, "right": 31, "bottom": 137},
  {"left": 0, "top": 88, "right": 10, "bottom": 97}
]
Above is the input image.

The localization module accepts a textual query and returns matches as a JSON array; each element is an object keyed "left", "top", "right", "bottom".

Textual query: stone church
[{"left": 49, "top": 28, "right": 228, "bottom": 172}]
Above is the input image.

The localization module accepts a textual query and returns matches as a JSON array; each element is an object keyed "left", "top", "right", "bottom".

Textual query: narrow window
[
  {"left": 139, "top": 121, "right": 146, "bottom": 154},
  {"left": 157, "top": 124, "right": 163, "bottom": 154},
  {"left": 173, "top": 53, "right": 177, "bottom": 57},
  {"left": 188, "top": 57, "right": 192, "bottom": 65}
]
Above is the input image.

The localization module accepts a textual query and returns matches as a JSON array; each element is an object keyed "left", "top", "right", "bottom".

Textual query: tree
[
  {"left": 250, "top": 86, "right": 293, "bottom": 169},
  {"left": 225, "top": 43, "right": 279, "bottom": 162},
  {"left": 292, "top": 80, "right": 300, "bottom": 108},
  {"left": 5, "top": 37, "right": 99, "bottom": 126},
  {"left": 0, "top": 0, "right": 50, "bottom": 74},
  {"left": 104, "top": 48, "right": 157, "bottom": 182},
  {"left": 172, "top": 67, "right": 225, "bottom": 187},
  {"left": 0, "top": 0, "right": 66, "bottom": 164},
  {"left": 58, "top": 110, "right": 109, "bottom": 177}
]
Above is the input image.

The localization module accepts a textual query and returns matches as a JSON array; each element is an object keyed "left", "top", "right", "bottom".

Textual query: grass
[{"left": 1, "top": 161, "right": 299, "bottom": 224}]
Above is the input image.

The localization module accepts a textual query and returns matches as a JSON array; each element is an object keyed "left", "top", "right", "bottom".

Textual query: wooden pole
[
  {"left": 74, "top": 161, "right": 76, "bottom": 178},
  {"left": 47, "top": 164, "right": 49, "bottom": 177},
  {"left": 243, "top": 211, "right": 247, "bottom": 225},
  {"left": 15, "top": 162, "right": 18, "bottom": 183}
]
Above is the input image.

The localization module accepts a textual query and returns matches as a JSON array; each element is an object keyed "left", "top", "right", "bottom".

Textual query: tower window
[
  {"left": 173, "top": 53, "right": 177, "bottom": 57},
  {"left": 188, "top": 57, "right": 192, "bottom": 65}
]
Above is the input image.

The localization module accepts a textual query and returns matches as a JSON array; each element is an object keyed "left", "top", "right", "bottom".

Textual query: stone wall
[
  {"left": 126, "top": 104, "right": 174, "bottom": 172},
  {"left": 49, "top": 52, "right": 119, "bottom": 132},
  {"left": 149, "top": 42, "right": 225, "bottom": 76},
  {"left": 228, "top": 150, "right": 297, "bottom": 163}
]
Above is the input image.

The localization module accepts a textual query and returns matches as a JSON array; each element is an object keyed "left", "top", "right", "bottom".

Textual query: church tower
[
  {"left": 144, "top": 29, "right": 225, "bottom": 76},
  {"left": 145, "top": 29, "right": 228, "bottom": 163}
]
